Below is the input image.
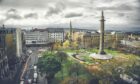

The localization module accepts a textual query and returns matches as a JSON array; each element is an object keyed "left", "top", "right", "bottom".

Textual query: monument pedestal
[
  {"left": 90, "top": 53, "right": 112, "bottom": 60},
  {"left": 98, "top": 50, "right": 106, "bottom": 55}
]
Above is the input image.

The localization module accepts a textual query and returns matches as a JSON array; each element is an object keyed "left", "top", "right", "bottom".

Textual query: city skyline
[{"left": 0, "top": 0, "right": 140, "bottom": 30}]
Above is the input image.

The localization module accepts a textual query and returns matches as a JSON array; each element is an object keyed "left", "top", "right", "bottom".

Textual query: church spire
[
  {"left": 101, "top": 10, "right": 104, "bottom": 20},
  {"left": 69, "top": 20, "right": 73, "bottom": 47},
  {"left": 70, "top": 21, "right": 72, "bottom": 34},
  {"left": 2, "top": 24, "right": 5, "bottom": 28}
]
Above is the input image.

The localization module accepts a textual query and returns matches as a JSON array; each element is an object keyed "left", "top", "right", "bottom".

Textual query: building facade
[
  {"left": 83, "top": 32, "right": 100, "bottom": 48},
  {"left": 83, "top": 31, "right": 125, "bottom": 49},
  {"left": 0, "top": 49, "right": 10, "bottom": 80},
  {"left": 0, "top": 27, "right": 23, "bottom": 58},
  {"left": 0, "top": 31, "right": 10, "bottom": 81},
  {"left": 24, "top": 29, "right": 48, "bottom": 46},
  {"left": 0, "top": 26, "right": 23, "bottom": 80},
  {"left": 47, "top": 28, "right": 64, "bottom": 42}
]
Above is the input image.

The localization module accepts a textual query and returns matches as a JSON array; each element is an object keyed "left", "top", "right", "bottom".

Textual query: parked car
[
  {"left": 28, "top": 79, "right": 32, "bottom": 84},
  {"left": 34, "top": 65, "right": 37, "bottom": 71},
  {"left": 28, "top": 49, "right": 32, "bottom": 53},
  {"left": 33, "top": 72, "right": 38, "bottom": 83}
]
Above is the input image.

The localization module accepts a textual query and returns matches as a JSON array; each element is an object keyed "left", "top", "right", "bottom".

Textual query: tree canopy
[
  {"left": 37, "top": 53, "right": 62, "bottom": 80},
  {"left": 56, "top": 51, "right": 68, "bottom": 62}
]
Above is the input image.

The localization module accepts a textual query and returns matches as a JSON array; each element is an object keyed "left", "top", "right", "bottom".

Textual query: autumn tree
[
  {"left": 53, "top": 42, "right": 62, "bottom": 50},
  {"left": 63, "top": 40, "right": 70, "bottom": 49},
  {"left": 71, "top": 41, "right": 78, "bottom": 49},
  {"left": 65, "top": 32, "right": 69, "bottom": 40}
]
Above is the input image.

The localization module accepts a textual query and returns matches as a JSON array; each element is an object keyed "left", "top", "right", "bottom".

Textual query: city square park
[{"left": 37, "top": 43, "right": 140, "bottom": 84}]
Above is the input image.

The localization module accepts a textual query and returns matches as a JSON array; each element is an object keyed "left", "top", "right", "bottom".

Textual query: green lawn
[{"left": 53, "top": 58, "right": 93, "bottom": 84}]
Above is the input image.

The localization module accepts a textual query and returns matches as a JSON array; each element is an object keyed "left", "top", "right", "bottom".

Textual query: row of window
[
  {"left": 25, "top": 38, "right": 47, "bottom": 40},
  {"left": 0, "top": 58, "right": 8, "bottom": 70},
  {"left": 0, "top": 65, "right": 9, "bottom": 79},
  {"left": 25, "top": 34, "right": 47, "bottom": 36},
  {"left": 26, "top": 40, "right": 48, "bottom": 43},
  {"left": 0, "top": 30, "right": 15, "bottom": 34}
]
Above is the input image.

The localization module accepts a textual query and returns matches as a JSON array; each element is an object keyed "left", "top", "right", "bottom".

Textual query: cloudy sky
[{"left": 0, "top": 0, "right": 140, "bottom": 29}]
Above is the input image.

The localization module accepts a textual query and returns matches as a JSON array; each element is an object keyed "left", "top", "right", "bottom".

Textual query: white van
[{"left": 34, "top": 65, "right": 37, "bottom": 70}]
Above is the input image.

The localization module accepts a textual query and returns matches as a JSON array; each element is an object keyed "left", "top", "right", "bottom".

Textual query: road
[
  {"left": 30, "top": 50, "right": 38, "bottom": 65},
  {"left": 23, "top": 47, "right": 48, "bottom": 84}
]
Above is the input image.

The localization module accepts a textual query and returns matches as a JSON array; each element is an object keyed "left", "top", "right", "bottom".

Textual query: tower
[
  {"left": 2, "top": 24, "right": 5, "bottom": 28},
  {"left": 70, "top": 21, "right": 72, "bottom": 41},
  {"left": 98, "top": 11, "right": 106, "bottom": 54}
]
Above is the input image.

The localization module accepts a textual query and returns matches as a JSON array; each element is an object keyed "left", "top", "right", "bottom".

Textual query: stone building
[
  {"left": 83, "top": 31, "right": 125, "bottom": 49},
  {"left": 0, "top": 26, "right": 23, "bottom": 80},
  {"left": 0, "top": 49, "right": 9, "bottom": 79},
  {"left": 83, "top": 32, "right": 100, "bottom": 48}
]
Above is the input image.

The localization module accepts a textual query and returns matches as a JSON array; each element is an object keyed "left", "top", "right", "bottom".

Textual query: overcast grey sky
[{"left": 0, "top": 0, "right": 140, "bottom": 29}]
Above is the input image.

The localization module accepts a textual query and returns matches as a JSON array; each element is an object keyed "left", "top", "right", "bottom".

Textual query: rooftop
[{"left": 46, "top": 28, "right": 64, "bottom": 33}]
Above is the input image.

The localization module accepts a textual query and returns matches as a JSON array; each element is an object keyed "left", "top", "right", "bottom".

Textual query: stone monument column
[
  {"left": 90, "top": 11, "right": 112, "bottom": 60},
  {"left": 98, "top": 11, "right": 106, "bottom": 54},
  {"left": 69, "top": 21, "right": 73, "bottom": 47},
  {"left": 70, "top": 21, "right": 72, "bottom": 41}
]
